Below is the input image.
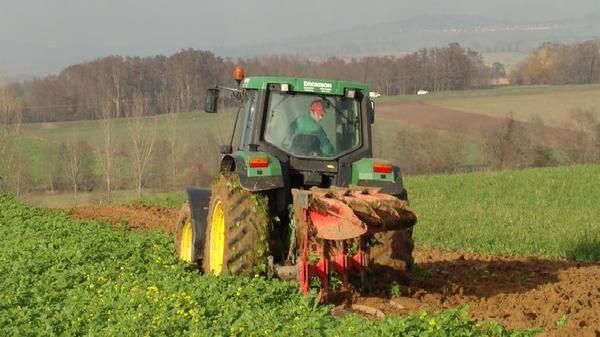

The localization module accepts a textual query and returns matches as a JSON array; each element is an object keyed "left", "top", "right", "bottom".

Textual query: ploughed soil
[
  {"left": 376, "top": 101, "right": 575, "bottom": 149},
  {"left": 69, "top": 204, "right": 180, "bottom": 233},
  {"left": 69, "top": 205, "right": 600, "bottom": 337},
  {"left": 359, "top": 249, "right": 600, "bottom": 337}
]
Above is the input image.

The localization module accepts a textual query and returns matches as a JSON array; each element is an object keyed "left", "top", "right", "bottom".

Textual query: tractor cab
[{"left": 206, "top": 70, "right": 382, "bottom": 191}]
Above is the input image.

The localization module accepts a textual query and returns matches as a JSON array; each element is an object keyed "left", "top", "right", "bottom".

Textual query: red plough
[{"left": 291, "top": 187, "right": 416, "bottom": 297}]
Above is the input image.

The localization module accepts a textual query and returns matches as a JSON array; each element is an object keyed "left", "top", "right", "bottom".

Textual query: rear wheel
[
  {"left": 369, "top": 228, "right": 414, "bottom": 267},
  {"left": 203, "top": 174, "right": 271, "bottom": 275},
  {"left": 368, "top": 228, "right": 414, "bottom": 286},
  {"left": 367, "top": 191, "right": 415, "bottom": 286},
  {"left": 174, "top": 202, "right": 195, "bottom": 263}
]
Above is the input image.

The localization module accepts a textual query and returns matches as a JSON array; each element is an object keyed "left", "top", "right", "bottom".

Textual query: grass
[
  {"left": 406, "top": 164, "right": 600, "bottom": 262},
  {"left": 379, "top": 84, "right": 600, "bottom": 126},
  {"left": 24, "top": 190, "right": 140, "bottom": 208},
  {"left": 132, "top": 192, "right": 187, "bottom": 209},
  {"left": 18, "top": 109, "right": 237, "bottom": 184},
  {"left": 21, "top": 110, "right": 235, "bottom": 149},
  {"left": 23, "top": 189, "right": 187, "bottom": 209}
]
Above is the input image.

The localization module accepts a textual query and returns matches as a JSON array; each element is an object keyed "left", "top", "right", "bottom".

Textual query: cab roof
[{"left": 240, "top": 76, "right": 369, "bottom": 96}]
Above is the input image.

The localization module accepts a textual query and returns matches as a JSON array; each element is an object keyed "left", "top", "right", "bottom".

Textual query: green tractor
[{"left": 174, "top": 66, "right": 417, "bottom": 295}]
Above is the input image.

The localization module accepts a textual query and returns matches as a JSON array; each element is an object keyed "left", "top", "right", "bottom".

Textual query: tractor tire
[
  {"left": 203, "top": 174, "right": 271, "bottom": 276},
  {"left": 368, "top": 228, "right": 415, "bottom": 285},
  {"left": 174, "top": 202, "right": 196, "bottom": 263}
]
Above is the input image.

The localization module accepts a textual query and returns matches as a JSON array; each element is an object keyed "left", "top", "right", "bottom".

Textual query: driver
[{"left": 287, "top": 99, "right": 334, "bottom": 156}]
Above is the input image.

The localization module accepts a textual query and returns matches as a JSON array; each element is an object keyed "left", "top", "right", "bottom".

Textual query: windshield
[{"left": 264, "top": 92, "right": 361, "bottom": 158}]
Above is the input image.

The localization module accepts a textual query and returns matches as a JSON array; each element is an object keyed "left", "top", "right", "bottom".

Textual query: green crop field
[
  {"left": 0, "top": 195, "right": 536, "bottom": 336},
  {"left": 380, "top": 84, "right": 600, "bottom": 126},
  {"left": 22, "top": 111, "right": 235, "bottom": 148},
  {"left": 24, "top": 189, "right": 181, "bottom": 208},
  {"left": 407, "top": 164, "right": 600, "bottom": 262}
]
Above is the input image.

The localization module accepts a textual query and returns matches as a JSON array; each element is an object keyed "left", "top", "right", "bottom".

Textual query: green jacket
[{"left": 287, "top": 114, "right": 334, "bottom": 156}]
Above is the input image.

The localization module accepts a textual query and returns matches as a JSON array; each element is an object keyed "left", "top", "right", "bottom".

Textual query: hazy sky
[{"left": 1, "top": 0, "right": 599, "bottom": 78}]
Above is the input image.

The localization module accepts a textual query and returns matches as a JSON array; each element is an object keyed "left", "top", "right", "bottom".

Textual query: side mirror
[
  {"left": 205, "top": 87, "right": 219, "bottom": 113},
  {"left": 368, "top": 100, "right": 375, "bottom": 124}
]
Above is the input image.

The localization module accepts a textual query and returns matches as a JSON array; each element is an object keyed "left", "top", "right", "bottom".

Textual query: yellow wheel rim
[
  {"left": 179, "top": 220, "right": 193, "bottom": 262},
  {"left": 209, "top": 200, "right": 225, "bottom": 274}
]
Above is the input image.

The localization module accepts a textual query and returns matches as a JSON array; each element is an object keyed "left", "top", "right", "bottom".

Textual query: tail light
[
  {"left": 373, "top": 163, "right": 393, "bottom": 174},
  {"left": 249, "top": 157, "right": 269, "bottom": 168}
]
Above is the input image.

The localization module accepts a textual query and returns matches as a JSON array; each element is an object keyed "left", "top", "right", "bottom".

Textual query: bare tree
[
  {"left": 111, "top": 61, "right": 125, "bottom": 118},
  {"left": 63, "top": 139, "right": 95, "bottom": 202},
  {"left": 126, "top": 94, "right": 158, "bottom": 197},
  {"left": 484, "top": 112, "right": 531, "bottom": 169},
  {"left": 0, "top": 83, "right": 23, "bottom": 194},
  {"left": 64, "top": 140, "right": 81, "bottom": 201},
  {"left": 165, "top": 111, "right": 186, "bottom": 188},
  {"left": 491, "top": 62, "right": 506, "bottom": 85},
  {"left": 97, "top": 98, "right": 116, "bottom": 200},
  {"left": 41, "top": 140, "right": 66, "bottom": 193},
  {"left": 566, "top": 109, "right": 600, "bottom": 163}
]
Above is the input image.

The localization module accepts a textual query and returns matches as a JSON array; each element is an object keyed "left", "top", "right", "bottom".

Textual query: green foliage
[
  {"left": 133, "top": 192, "right": 187, "bottom": 209},
  {"left": 389, "top": 281, "right": 403, "bottom": 297},
  {"left": 555, "top": 314, "right": 569, "bottom": 329},
  {"left": 0, "top": 195, "right": 534, "bottom": 336},
  {"left": 407, "top": 164, "right": 600, "bottom": 261}
]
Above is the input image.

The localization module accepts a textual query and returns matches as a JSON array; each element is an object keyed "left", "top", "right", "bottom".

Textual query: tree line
[
  {"left": 4, "top": 43, "right": 498, "bottom": 123},
  {"left": 510, "top": 40, "right": 600, "bottom": 85},
  {"left": 20, "top": 50, "right": 230, "bottom": 123}
]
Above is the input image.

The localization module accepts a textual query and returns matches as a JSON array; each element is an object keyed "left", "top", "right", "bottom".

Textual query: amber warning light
[{"left": 233, "top": 65, "right": 245, "bottom": 84}]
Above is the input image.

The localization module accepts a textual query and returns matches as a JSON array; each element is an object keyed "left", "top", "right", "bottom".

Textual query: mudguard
[
  {"left": 186, "top": 187, "right": 211, "bottom": 261},
  {"left": 223, "top": 151, "right": 284, "bottom": 192},
  {"left": 352, "top": 159, "right": 408, "bottom": 198},
  {"left": 357, "top": 166, "right": 408, "bottom": 198}
]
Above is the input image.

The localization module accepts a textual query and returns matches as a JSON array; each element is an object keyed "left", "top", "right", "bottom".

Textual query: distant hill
[{"left": 217, "top": 13, "right": 600, "bottom": 60}]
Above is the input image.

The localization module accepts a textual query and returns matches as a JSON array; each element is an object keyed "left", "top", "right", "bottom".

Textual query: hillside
[
  {"left": 217, "top": 13, "right": 600, "bottom": 61},
  {"left": 379, "top": 84, "right": 600, "bottom": 127}
]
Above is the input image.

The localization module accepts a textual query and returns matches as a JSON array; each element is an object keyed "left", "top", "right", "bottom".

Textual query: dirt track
[{"left": 69, "top": 205, "right": 600, "bottom": 337}]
